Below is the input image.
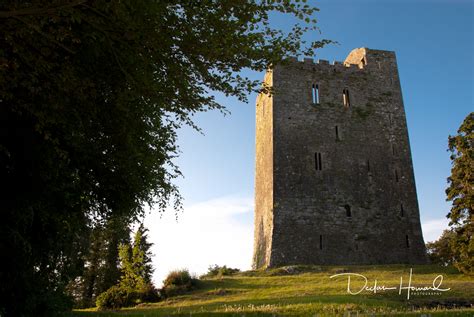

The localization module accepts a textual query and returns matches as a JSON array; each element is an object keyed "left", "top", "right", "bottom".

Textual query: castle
[{"left": 253, "top": 48, "right": 427, "bottom": 269}]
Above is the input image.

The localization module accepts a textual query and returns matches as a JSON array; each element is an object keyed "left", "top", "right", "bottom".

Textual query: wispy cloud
[
  {"left": 144, "top": 195, "right": 253, "bottom": 286},
  {"left": 422, "top": 218, "right": 450, "bottom": 243}
]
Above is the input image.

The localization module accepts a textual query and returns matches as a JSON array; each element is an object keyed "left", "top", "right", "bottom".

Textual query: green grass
[{"left": 68, "top": 265, "right": 474, "bottom": 316}]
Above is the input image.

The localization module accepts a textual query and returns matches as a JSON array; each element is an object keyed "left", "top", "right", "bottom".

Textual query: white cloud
[
  {"left": 143, "top": 195, "right": 254, "bottom": 287},
  {"left": 422, "top": 218, "right": 450, "bottom": 243},
  {"left": 143, "top": 198, "right": 449, "bottom": 287}
]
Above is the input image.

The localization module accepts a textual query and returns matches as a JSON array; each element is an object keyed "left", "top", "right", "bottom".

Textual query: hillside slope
[{"left": 72, "top": 265, "right": 474, "bottom": 316}]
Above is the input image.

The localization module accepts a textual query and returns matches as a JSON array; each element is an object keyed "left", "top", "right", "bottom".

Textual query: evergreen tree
[
  {"left": 119, "top": 224, "right": 154, "bottom": 291},
  {"left": 80, "top": 226, "right": 106, "bottom": 308},
  {"left": 446, "top": 112, "right": 474, "bottom": 274},
  {"left": 66, "top": 216, "right": 130, "bottom": 308},
  {"left": 100, "top": 216, "right": 132, "bottom": 294}
]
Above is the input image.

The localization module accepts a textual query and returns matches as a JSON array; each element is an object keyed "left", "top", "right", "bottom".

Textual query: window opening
[
  {"left": 315, "top": 152, "right": 322, "bottom": 171},
  {"left": 345, "top": 204, "right": 352, "bottom": 217},
  {"left": 343, "top": 89, "right": 351, "bottom": 107},
  {"left": 312, "top": 84, "right": 320, "bottom": 104}
]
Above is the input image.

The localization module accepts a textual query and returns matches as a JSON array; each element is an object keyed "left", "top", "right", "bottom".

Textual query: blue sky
[{"left": 145, "top": 0, "right": 473, "bottom": 284}]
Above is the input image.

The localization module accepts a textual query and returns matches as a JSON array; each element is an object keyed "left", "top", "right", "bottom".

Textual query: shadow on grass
[
  {"left": 67, "top": 294, "right": 402, "bottom": 317},
  {"left": 69, "top": 313, "right": 281, "bottom": 317}
]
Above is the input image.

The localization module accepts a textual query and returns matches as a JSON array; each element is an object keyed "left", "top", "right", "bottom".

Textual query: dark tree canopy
[
  {"left": 0, "top": 1, "right": 329, "bottom": 315},
  {"left": 446, "top": 112, "right": 473, "bottom": 274}
]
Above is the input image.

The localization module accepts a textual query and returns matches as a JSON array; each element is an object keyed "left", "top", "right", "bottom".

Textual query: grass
[{"left": 68, "top": 265, "right": 474, "bottom": 316}]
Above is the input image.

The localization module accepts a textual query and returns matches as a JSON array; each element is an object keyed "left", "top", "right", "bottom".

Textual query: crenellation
[
  {"left": 284, "top": 56, "right": 298, "bottom": 63},
  {"left": 280, "top": 56, "right": 379, "bottom": 73},
  {"left": 253, "top": 47, "right": 427, "bottom": 269}
]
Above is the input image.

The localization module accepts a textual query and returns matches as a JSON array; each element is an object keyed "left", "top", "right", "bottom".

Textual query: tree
[
  {"left": 96, "top": 216, "right": 132, "bottom": 297},
  {"left": 446, "top": 112, "right": 473, "bottom": 274},
  {"left": 425, "top": 230, "right": 456, "bottom": 266},
  {"left": 77, "top": 226, "right": 107, "bottom": 308},
  {"left": 65, "top": 216, "right": 131, "bottom": 308},
  {"left": 0, "top": 1, "right": 329, "bottom": 315},
  {"left": 94, "top": 224, "right": 156, "bottom": 309},
  {"left": 119, "top": 224, "right": 154, "bottom": 291}
]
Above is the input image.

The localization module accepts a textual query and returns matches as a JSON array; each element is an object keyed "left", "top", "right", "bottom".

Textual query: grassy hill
[{"left": 70, "top": 265, "right": 474, "bottom": 316}]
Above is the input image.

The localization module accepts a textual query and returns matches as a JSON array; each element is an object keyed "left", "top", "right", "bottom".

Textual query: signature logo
[{"left": 329, "top": 268, "right": 450, "bottom": 300}]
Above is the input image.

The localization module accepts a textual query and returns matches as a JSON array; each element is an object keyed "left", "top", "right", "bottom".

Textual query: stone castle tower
[{"left": 253, "top": 48, "right": 427, "bottom": 269}]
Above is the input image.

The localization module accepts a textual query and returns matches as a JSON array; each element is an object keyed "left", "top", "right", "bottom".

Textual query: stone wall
[
  {"left": 253, "top": 48, "right": 427, "bottom": 269},
  {"left": 253, "top": 70, "right": 274, "bottom": 269}
]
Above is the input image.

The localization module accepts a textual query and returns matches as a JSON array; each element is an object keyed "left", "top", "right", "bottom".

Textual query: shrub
[
  {"left": 96, "top": 286, "right": 133, "bottom": 310},
  {"left": 137, "top": 283, "right": 160, "bottom": 303},
  {"left": 202, "top": 265, "right": 240, "bottom": 278},
  {"left": 161, "top": 269, "right": 198, "bottom": 297},
  {"left": 96, "top": 284, "right": 159, "bottom": 310}
]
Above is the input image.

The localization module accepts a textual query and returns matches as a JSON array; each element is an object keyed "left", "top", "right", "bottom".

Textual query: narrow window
[
  {"left": 395, "top": 169, "right": 399, "bottom": 182},
  {"left": 367, "top": 159, "right": 371, "bottom": 172},
  {"left": 345, "top": 204, "right": 352, "bottom": 217},
  {"left": 315, "top": 152, "right": 322, "bottom": 171},
  {"left": 392, "top": 144, "right": 396, "bottom": 156},
  {"left": 319, "top": 235, "right": 323, "bottom": 250},
  {"left": 343, "top": 89, "right": 350, "bottom": 107},
  {"left": 335, "top": 125, "right": 340, "bottom": 141},
  {"left": 389, "top": 113, "right": 393, "bottom": 125},
  {"left": 406, "top": 235, "right": 410, "bottom": 248},
  {"left": 400, "top": 203, "right": 404, "bottom": 217},
  {"left": 312, "top": 84, "right": 320, "bottom": 104}
]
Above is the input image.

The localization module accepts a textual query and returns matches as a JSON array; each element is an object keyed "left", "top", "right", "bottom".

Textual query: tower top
[{"left": 282, "top": 47, "right": 396, "bottom": 71}]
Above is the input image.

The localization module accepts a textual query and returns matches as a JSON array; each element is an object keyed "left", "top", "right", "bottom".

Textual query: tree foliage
[
  {"left": 446, "top": 112, "right": 473, "bottom": 274},
  {"left": 119, "top": 224, "right": 154, "bottom": 291},
  {"left": 66, "top": 216, "right": 130, "bottom": 308},
  {"left": 95, "top": 224, "right": 157, "bottom": 309},
  {"left": 0, "top": 1, "right": 329, "bottom": 315},
  {"left": 425, "top": 230, "right": 456, "bottom": 266}
]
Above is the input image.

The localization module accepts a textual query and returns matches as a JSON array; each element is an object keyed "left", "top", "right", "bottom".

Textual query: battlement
[
  {"left": 284, "top": 56, "right": 361, "bottom": 70},
  {"left": 283, "top": 47, "right": 397, "bottom": 71}
]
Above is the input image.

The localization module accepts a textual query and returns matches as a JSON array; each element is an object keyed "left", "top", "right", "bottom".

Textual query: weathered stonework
[{"left": 253, "top": 48, "right": 427, "bottom": 269}]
